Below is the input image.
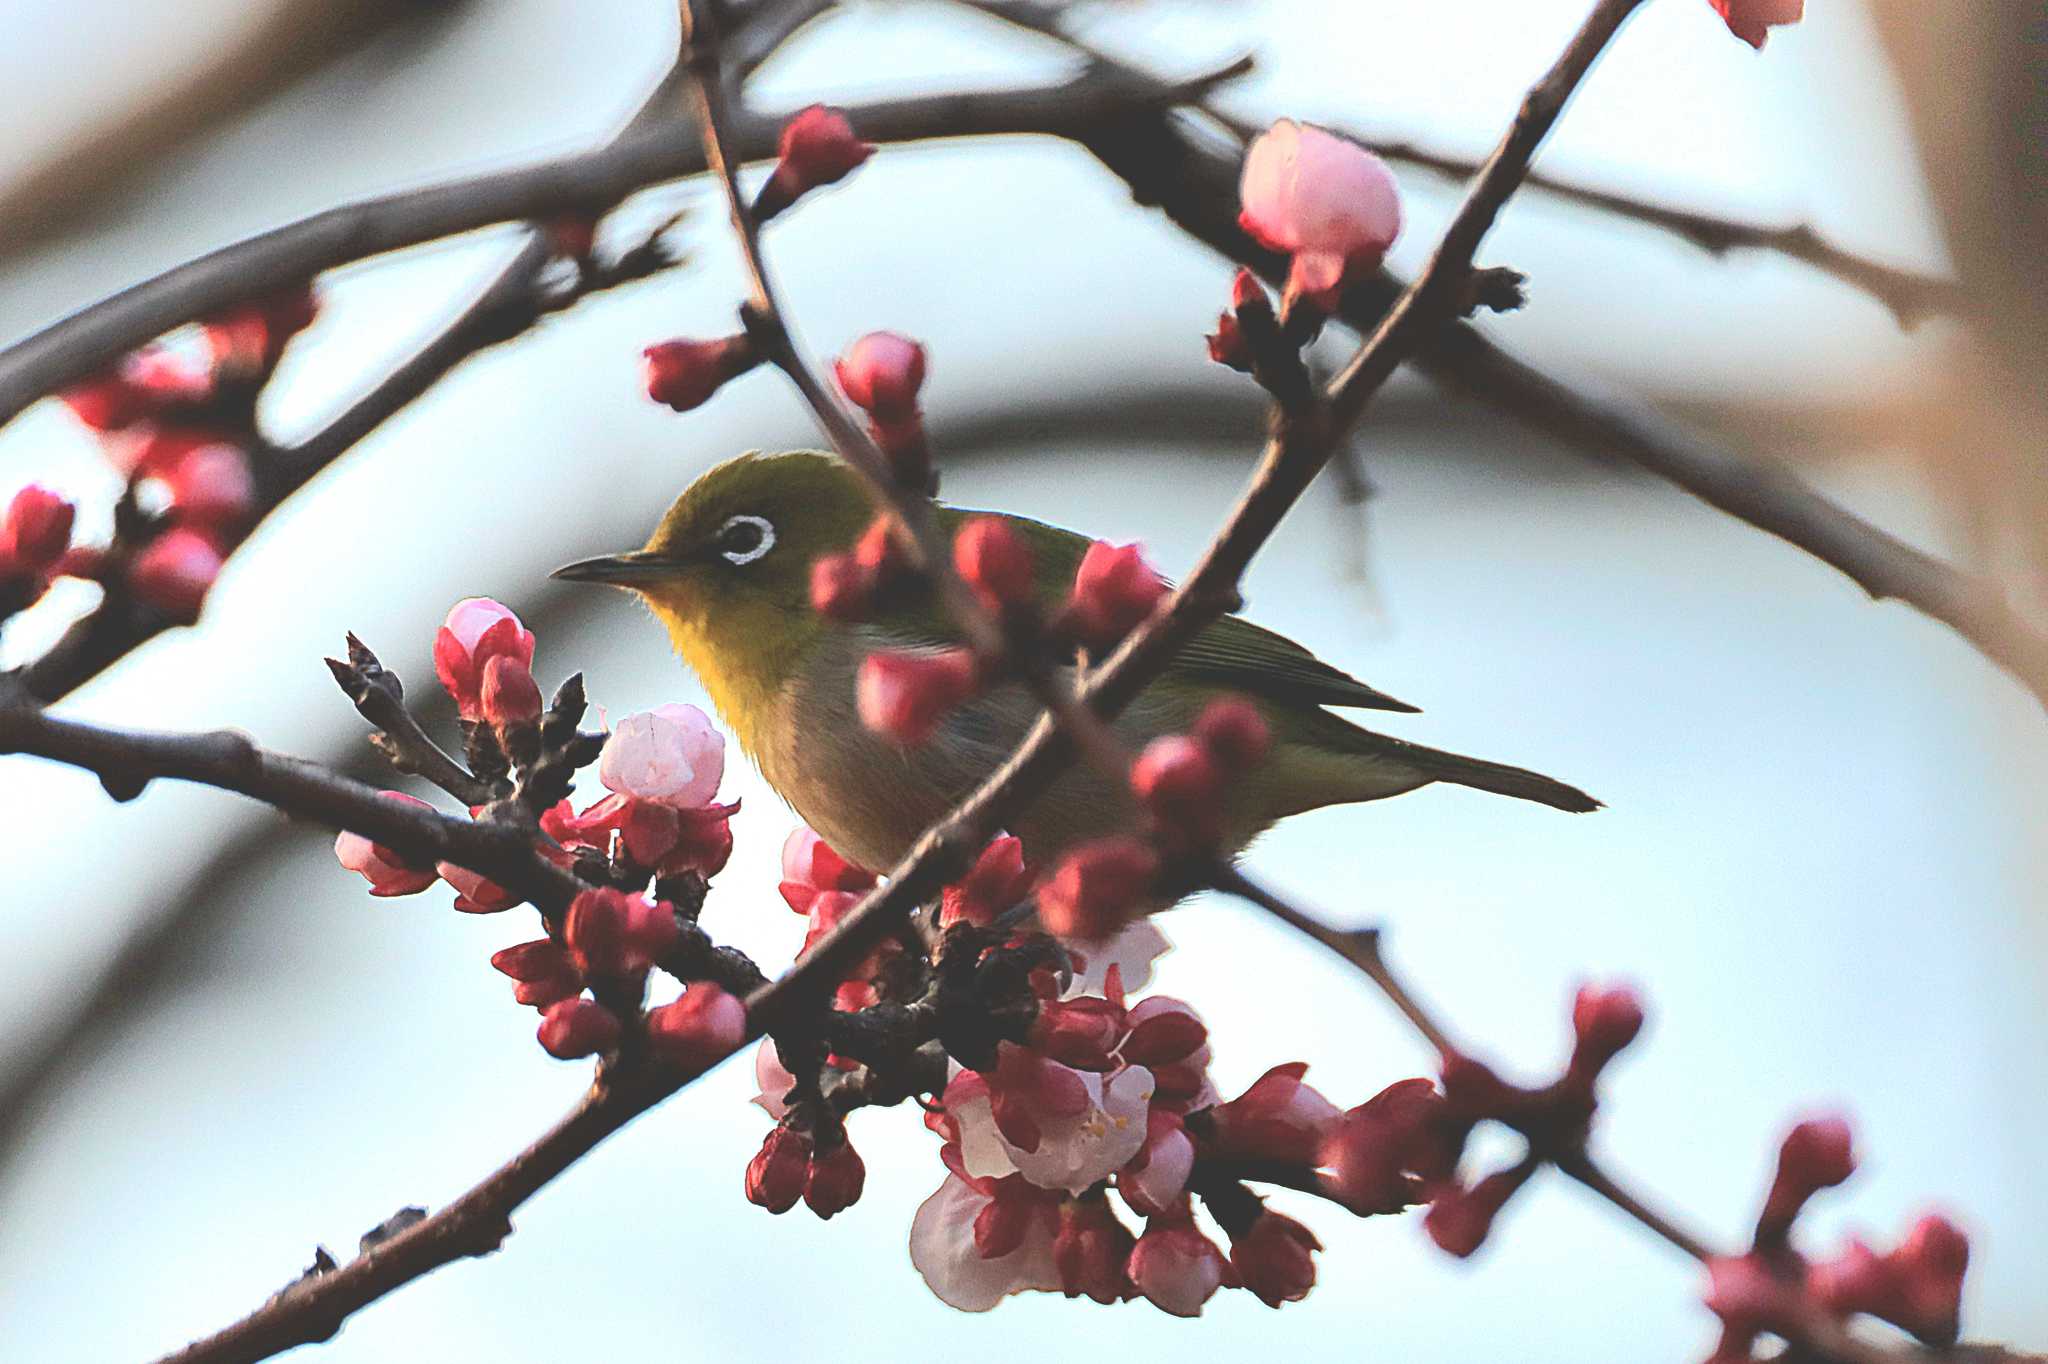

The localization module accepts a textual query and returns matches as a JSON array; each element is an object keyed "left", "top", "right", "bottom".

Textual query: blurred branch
[{"left": 0, "top": 0, "right": 474, "bottom": 261}]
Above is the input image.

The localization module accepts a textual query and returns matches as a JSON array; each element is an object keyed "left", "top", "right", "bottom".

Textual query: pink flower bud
[
  {"left": 436, "top": 860, "right": 518, "bottom": 913},
  {"left": 646, "top": 984, "right": 746, "bottom": 1072},
  {"left": 1118, "top": 1109, "right": 1194, "bottom": 1218},
  {"left": 162, "top": 444, "right": 254, "bottom": 528},
  {"left": 1063, "top": 541, "right": 1168, "bottom": 648},
  {"left": 1127, "top": 1216, "right": 1227, "bottom": 1317},
  {"left": 854, "top": 516, "right": 906, "bottom": 580},
  {"left": 1194, "top": 696, "right": 1271, "bottom": 771},
  {"left": 1239, "top": 120, "right": 1402, "bottom": 313},
  {"left": 536, "top": 997, "right": 621, "bottom": 1059},
  {"left": 598, "top": 703, "right": 725, "bottom": 808},
  {"left": 833, "top": 331, "right": 927, "bottom": 422},
  {"left": 747, "top": 1126, "right": 814, "bottom": 1214},
  {"left": 565, "top": 887, "right": 677, "bottom": 978},
  {"left": 1424, "top": 1162, "right": 1533, "bottom": 1258},
  {"left": 1210, "top": 1061, "right": 1342, "bottom": 1165},
  {"left": 128, "top": 528, "right": 224, "bottom": 622},
  {"left": 1120, "top": 996, "right": 1208, "bottom": 1068},
  {"left": 60, "top": 373, "right": 153, "bottom": 431},
  {"left": 1709, "top": 0, "right": 1803, "bottom": 49},
  {"left": 1757, "top": 1114, "right": 1856, "bottom": 1244},
  {"left": 480, "top": 654, "right": 543, "bottom": 730},
  {"left": 642, "top": 335, "right": 758, "bottom": 412},
  {"left": 856, "top": 646, "right": 978, "bottom": 745},
  {"left": 1053, "top": 1198, "right": 1136, "bottom": 1304},
  {"left": 1567, "top": 980, "right": 1645, "bottom": 1084},
  {"left": 432, "top": 598, "right": 536, "bottom": 722},
  {"left": 1808, "top": 1237, "right": 1896, "bottom": 1318},
  {"left": 809, "top": 551, "right": 873, "bottom": 621},
  {"left": 1703, "top": 1253, "right": 1798, "bottom": 1334},
  {"left": 940, "top": 833, "right": 1031, "bottom": 928},
  {"left": 490, "top": 939, "right": 582, "bottom": 1010},
  {"left": 1318, "top": 1077, "right": 1449, "bottom": 1214},
  {"left": 1031, "top": 996, "right": 1124, "bottom": 1071},
  {"left": 804, "top": 1139, "right": 867, "bottom": 1219},
  {"left": 1037, "top": 837, "right": 1159, "bottom": 941},
  {"left": 779, "top": 826, "right": 876, "bottom": 912},
  {"left": 953, "top": 516, "right": 1034, "bottom": 613},
  {"left": 2, "top": 485, "right": 75, "bottom": 574},
  {"left": 1130, "top": 734, "right": 1225, "bottom": 845},
  {"left": 332, "top": 791, "right": 439, "bottom": 896},
  {"left": 760, "top": 105, "right": 873, "bottom": 217},
  {"left": 1230, "top": 1210, "right": 1320, "bottom": 1307},
  {"left": 1893, "top": 1213, "right": 1968, "bottom": 1343}
]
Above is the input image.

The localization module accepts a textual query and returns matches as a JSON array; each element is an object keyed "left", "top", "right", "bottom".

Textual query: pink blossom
[
  {"left": 1709, "top": 0, "right": 1803, "bottom": 49},
  {"left": 436, "top": 860, "right": 518, "bottom": 914},
  {"left": 642, "top": 335, "right": 758, "bottom": 412},
  {"left": 1127, "top": 1214, "right": 1227, "bottom": 1317},
  {"left": 953, "top": 517, "right": 1034, "bottom": 613},
  {"left": 1117, "top": 1109, "right": 1194, "bottom": 1218},
  {"left": 1053, "top": 1198, "right": 1136, "bottom": 1303},
  {"left": 1061, "top": 919, "right": 1172, "bottom": 999},
  {"left": 536, "top": 998, "right": 621, "bottom": 1059},
  {"left": 1062, "top": 540, "right": 1168, "bottom": 648},
  {"left": 909, "top": 1174, "right": 1061, "bottom": 1312},
  {"left": 598, "top": 703, "right": 725, "bottom": 808},
  {"left": 433, "top": 598, "right": 535, "bottom": 722},
  {"left": 645, "top": 984, "right": 746, "bottom": 1072},
  {"left": 752, "top": 1038, "right": 798, "bottom": 1119},
  {"left": 1230, "top": 1210, "right": 1320, "bottom": 1307},
  {"left": 833, "top": 331, "right": 927, "bottom": 422},
  {"left": 779, "top": 826, "right": 875, "bottom": 911},
  {"left": 1239, "top": 119, "right": 1402, "bottom": 311},
  {"left": 332, "top": 791, "right": 438, "bottom": 896},
  {"left": 162, "top": 443, "right": 254, "bottom": 528},
  {"left": 553, "top": 790, "right": 737, "bottom": 879},
  {"left": 1120, "top": 996, "right": 1207, "bottom": 1068},
  {"left": 856, "top": 646, "right": 978, "bottom": 745},
  {"left": 128, "top": 528, "right": 224, "bottom": 622},
  {"left": 947, "top": 1055, "right": 1155, "bottom": 1196}
]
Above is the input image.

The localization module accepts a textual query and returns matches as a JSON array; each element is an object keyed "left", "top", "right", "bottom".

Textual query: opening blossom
[
  {"left": 332, "top": 791, "right": 440, "bottom": 896},
  {"left": 433, "top": 598, "right": 536, "bottom": 722},
  {"left": 1709, "top": 0, "right": 1803, "bottom": 48},
  {"left": 552, "top": 703, "right": 737, "bottom": 878},
  {"left": 1238, "top": 119, "right": 1402, "bottom": 313}
]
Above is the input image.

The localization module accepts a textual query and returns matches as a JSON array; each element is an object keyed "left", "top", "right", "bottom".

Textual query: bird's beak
[{"left": 550, "top": 550, "right": 684, "bottom": 585}]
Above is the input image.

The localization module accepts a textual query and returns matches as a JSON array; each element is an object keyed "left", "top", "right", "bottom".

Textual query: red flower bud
[
  {"left": 1566, "top": 981, "right": 1645, "bottom": 1086},
  {"left": 853, "top": 516, "right": 907, "bottom": 580},
  {"left": 1037, "top": 836, "right": 1159, "bottom": 941},
  {"left": 759, "top": 105, "right": 873, "bottom": 218},
  {"left": 808, "top": 551, "right": 872, "bottom": 621},
  {"left": 1424, "top": 1161, "right": 1534, "bottom": 1258},
  {"left": 331, "top": 791, "right": 439, "bottom": 897},
  {"left": 642, "top": 335, "right": 758, "bottom": 412},
  {"left": 1317, "top": 1077, "right": 1450, "bottom": 1214},
  {"left": 437, "top": 861, "right": 519, "bottom": 914},
  {"left": 953, "top": 516, "right": 1034, "bottom": 613},
  {"left": 480, "top": 653, "right": 543, "bottom": 730},
  {"left": 1053, "top": 1198, "right": 1136, "bottom": 1304},
  {"left": 490, "top": 939, "right": 582, "bottom": 1010},
  {"left": 646, "top": 984, "right": 747, "bottom": 1073},
  {"left": 747, "top": 1126, "right": 814, "bottom": 1214},
  {"left": 1063, "top": 540, "right": 1168, "bottom": 648},
  {"left": 536, "top": 997, "right": 621, "bottom": 1059},
  {"left": 1120, "top": 996, "right": 1208, "bottom": 1068},
  {"left": 1194, "top": 696, "right": 1271, "bottom": 771},
  {"left": 1205, "top": 311, "right": 1252, "bottom": 371},
  {"left": 1, "top": 485, "right": 75, "bottom": 575},
  {"left": 1130, "top": 734, "right": 1225, "bottom": 845},
  {"left": 1709, "top": 0, "right": 1803, "bottom": 50},
  {"left": 564, "top": 887, "right": 677, "bottom": 979},
  {"left": 833, "top": 331, "right": 926, "bottom": 422},
  {"left": 128, "top": 528, "right": 224, "bottom": 622},
  {"left": 162, "top": 443, "right": 255, "bottom": 528},
  {"left": 1893, "top": 1213, "right": 1968, "bottom": 1344},
  {"left": 1030, "top": 996, "right": 1124, "bottom": 1071},
  {"left": 1230, "top": 1210, "right": 1320, "bottom": 1307},
  {"left": 804, "top": 1139, "right": 866, "bottom": 1219},
  {"left": 856, "top": 646, "right": 978, "bottom": 745},
  {"left": 1757, "top": 1114, "right": 1856, "bottom": 1246},
  {"left": 940, "top": 833, "right": 1031, "bottom": 928},
  {"left": 432, "top": 598, "right": 536, "bottom": 722}
]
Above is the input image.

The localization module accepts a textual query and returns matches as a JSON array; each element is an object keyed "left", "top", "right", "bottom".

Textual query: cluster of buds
[
  {"left": 0, "top": 485, "right": 77, "bottom": 620},
  {"left": 1703, "top": 1114, "right": 1969, "bottom": 1361},
  {"left": 1709, "top": 0, "right": 1803, "bottom": 49},
  {"left": 639, "top": 107, "right": 875, "bottom": 418},
  {"left": 57, "top": 284, "right": 316, "bottom": 622},
  {"left": 328, "top": 598, "right": 746, "bottom": 1067}
]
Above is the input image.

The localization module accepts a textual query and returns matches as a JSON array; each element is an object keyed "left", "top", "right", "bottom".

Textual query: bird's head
[{"left": 552, "top": 450, "right": 876, "bottom": 725}]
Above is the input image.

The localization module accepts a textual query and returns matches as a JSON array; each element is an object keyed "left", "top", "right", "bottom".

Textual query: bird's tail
[{"left": 1304, "top": 710, "right": 1601, "bottom": 813}]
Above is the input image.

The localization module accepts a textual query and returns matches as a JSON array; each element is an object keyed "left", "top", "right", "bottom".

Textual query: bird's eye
[{"left": 716, "top": 513, "right": 775, "bottom": 566}]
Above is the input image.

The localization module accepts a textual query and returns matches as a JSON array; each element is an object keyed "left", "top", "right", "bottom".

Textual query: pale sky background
[{"left": 2, "top": 2, "right": 2043, "bottom": 1362}]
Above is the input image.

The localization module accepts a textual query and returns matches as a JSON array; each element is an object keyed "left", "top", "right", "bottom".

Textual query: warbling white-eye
[{"left": 554, "top": 451, "right": 1595, "bottom": 874}]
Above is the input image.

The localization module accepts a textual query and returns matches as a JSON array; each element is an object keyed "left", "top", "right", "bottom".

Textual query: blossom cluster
[{"left": 331, "top": 597, "right": 746, "bottom": 1065}]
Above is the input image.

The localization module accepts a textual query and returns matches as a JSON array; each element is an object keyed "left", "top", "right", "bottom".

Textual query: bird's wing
[{"left": 937, "top": 504, "right": 1419, "bottom": 714}]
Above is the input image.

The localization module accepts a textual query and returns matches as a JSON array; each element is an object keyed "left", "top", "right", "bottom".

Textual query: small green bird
[{"left": 553, "top": 451, "right": 1595, "bottom": 875}]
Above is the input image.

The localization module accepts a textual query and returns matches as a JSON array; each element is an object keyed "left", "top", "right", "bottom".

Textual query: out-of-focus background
[{"left": 2, "top": 2, "right": 2044, "bottom": 1360}]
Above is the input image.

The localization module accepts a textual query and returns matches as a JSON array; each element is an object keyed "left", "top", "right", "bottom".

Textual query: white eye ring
[{"left": 717, "top": 513, "right": 776, "bottom": 565}]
